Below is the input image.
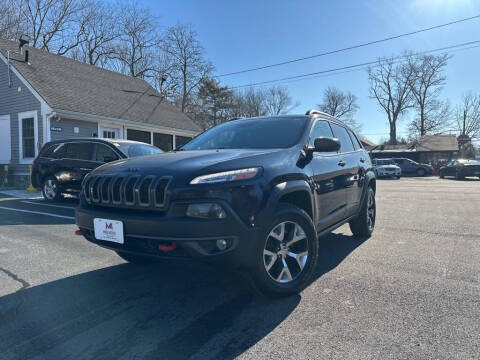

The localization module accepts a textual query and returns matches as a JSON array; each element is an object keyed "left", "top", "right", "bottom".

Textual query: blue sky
[{"left": 146, "top": 0, "right": 479, "bottom": 143}]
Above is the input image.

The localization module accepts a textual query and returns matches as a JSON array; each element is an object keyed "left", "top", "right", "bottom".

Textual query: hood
[{"left": 92, "top": 148, "right": 288, "bottom": 180}]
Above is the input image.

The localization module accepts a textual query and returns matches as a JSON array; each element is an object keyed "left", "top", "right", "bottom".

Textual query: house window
[
  {"left": 103, "top": 130, "right": 116, "bottom": 139},
  {"left": 127, "top": 129, "right": 151, "bottom": 144},
  {"left": 18, "top": 111, "right": 38, "bottom": 162},
  {"left": 175, "top": 135, "right": 192, "bottom": 148},
  {"left": 153, "top": 133, "right": 173, "bottom": 151},
  {"left": 22, "top": 118, "right": 35, "bottom": 158}
]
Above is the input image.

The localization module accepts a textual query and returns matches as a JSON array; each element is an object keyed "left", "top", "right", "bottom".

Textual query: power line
[
  {"left": 216, "top": 15, "right": 480, "bottom": 77},
  {"left": 228, "top": 40, "right": 480, "bottom": 90}
]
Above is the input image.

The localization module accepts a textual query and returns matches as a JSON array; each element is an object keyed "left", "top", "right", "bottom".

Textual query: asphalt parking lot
[{"left": 0, "top": 177, "right": 479, "bottom": 360}]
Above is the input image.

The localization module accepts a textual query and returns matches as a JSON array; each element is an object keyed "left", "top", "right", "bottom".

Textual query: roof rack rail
[{"left": 305, "top": 109, "right": 332, "bottom": 117}]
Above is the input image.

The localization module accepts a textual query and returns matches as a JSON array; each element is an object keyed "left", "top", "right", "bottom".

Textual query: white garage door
[{"left": 0, "top": 115, "right": 11, "bottom": 163}]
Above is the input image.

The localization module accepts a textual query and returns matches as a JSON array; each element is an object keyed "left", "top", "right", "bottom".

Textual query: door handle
[
  {"left": 360, "top": 157, "right": 366, "bottom": 163},
  {"left": 338, "top": 160, "right": 346, "bottom": 167}
]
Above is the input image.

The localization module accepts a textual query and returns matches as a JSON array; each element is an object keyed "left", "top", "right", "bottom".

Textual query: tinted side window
[
  {"left": 65, "top": 143, "right": 93, "bottom": 160},
  {"left": 50, "top": 144, "right": 66, "bottom": 159},
  {"left": 348, "top": 129, "right": 361, "bottom": 150},
  {"left": 95, "top": 144, "right": 118, "bottom": 162},
  {"left": 330, "top": 123, "right": 354, "bottom": 153},
  {"left": 309, "top": 120, "right": 333, "bottom": 146}
]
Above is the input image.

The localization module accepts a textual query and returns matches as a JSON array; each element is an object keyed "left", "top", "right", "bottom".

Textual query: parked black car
[
  {"left": 439, "top": 159, "right": 480, "bottom": 179},
  {"left": 32, "top": 138, "right": 162, "bottom": 201},
  {"left": 391, "top": 158, "right": 433, "bottom": 176},
  {"left": 75, "top": 111, "right": 377, "bottom": 296}
]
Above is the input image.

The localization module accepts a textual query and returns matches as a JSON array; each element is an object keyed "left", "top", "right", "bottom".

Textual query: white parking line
[
  {"left": 21, "top": 200, "right": 76, "bottom": 210},
  {"left": 0, "top": 206, "right": 74, "bottom": 220}
]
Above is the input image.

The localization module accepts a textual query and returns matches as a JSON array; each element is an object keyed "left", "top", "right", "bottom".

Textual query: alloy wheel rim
[
  {"left": 44, "top": 180, "right": 56, "bottom": 199},
  {"left": 263, "top": 221, "right": 308, "bottom": 283},
  {"left": 367, "top": 193, "right": 375, "bottom": 231}
]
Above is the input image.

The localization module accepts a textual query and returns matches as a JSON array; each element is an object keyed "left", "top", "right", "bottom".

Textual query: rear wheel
[
  {"left": 42, "top": 176, "right": 62, "bottom": 202},
  {"left": 416, "top": 168, "right": 426, "bottom": 177},
  {"left": 250, "top": 204, "right": 318, "bottom": 297},
  {"left": 349, "top": 187, "right": 375, "bottom": 238},
  {"left": 116, "top": 251, "right": 160, "bottom": 264}
]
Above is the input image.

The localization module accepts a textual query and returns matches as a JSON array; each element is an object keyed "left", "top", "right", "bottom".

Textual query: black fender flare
[
  {"left": 358, "top": 170, "right": 376, "bottom": 209},
  {"left": 257, "top": 179, "right": 316, "bottom": 227}
]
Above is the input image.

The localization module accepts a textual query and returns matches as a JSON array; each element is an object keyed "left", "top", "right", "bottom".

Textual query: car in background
[
  {"left": 32, "top": 138, "right": 162, "bottom": 201},
  {"left": 391, "top": 158, "right": 433, "bottom": 177},
  {"left": 439, "top": 159, "right": 480, "bottom": 180},
  {"left": 372, "top": 158, "right": 401, "bottom": 179}
]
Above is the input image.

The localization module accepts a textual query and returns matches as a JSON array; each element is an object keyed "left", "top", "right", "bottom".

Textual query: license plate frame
[{"left": 94, "top": 218, "right": 124, "bottom": 244}]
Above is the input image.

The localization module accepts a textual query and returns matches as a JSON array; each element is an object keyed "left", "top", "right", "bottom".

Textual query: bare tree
[
  {"left": 20, "top": 0, "right": 88, "bottom": 55},
  {"left": 408, "top": 100, "right": 452, "bottom": 139},
  {"left": 407, "top": 54, "right": 449, "bottom": 136},
  {"left": 455, "top": 92, "right": 480, "bottom": 137},
  {"left": 264, "top": 86, "right": 299, "bottom": 115},
  {"left": 0, "top": 0, "right": 23, "bottom": 40},
  {"left": 70, "top": 0, "right": 119, "bottom": 66},
  {"left": 318, "top": 86, "right": 359, "bottom": 119},
  {"left": 110, "top": 2, "right": 159, "bottom": 78},
  {"left": 368, "top": 57, "right": 415, "bottom": 145},
  {"left": 162, "top": 24, "right": 213, "bottom": 112},
  {"left": 318, "top": 86, "right": 361, "bottom": 133}
]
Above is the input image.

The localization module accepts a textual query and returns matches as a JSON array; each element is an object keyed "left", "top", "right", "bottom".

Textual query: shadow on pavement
[{"left": 0, "top": 231, "right": 365, "bottom": 360}]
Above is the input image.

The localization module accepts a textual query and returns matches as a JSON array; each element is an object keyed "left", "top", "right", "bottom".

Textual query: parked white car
[{"left": 373, "top": 158, "right": 402, "bottom": 179}]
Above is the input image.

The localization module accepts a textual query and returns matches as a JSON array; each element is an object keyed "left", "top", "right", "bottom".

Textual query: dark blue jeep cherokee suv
[{"left": 75, "top": 110, "right": 376, "bottom": 296}]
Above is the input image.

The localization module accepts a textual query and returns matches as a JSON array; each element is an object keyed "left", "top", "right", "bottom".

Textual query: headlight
[{"left": 190, "top": 167, "right": 261, "bottom": 185}]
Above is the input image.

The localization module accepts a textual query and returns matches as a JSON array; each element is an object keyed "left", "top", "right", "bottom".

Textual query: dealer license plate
[{"left": 94, "top": 218, "right": 124, "bottom": 244}]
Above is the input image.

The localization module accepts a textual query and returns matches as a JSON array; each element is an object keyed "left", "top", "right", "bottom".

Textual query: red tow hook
[
  {"left": 75, "top": 229, "right": 86, "bottom": 236},
  {"left": 158, "top": 242, "right": 177, "bottom": 252}
]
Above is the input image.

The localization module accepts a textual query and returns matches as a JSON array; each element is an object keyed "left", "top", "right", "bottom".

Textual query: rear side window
[
  {"left": 95, "top": 144, "right": 119, "bottom": 162},
  {"left": 330, "top": 123, "right": 354, "bottom": 153},
  {"left": 65, "top": 142, "right": 93, "bottom": 160},
  {"left": 309, "top": 120, "right": 333, "bottom": 146},
  {"left": 40, "top": 143, "right": 61, "bottom": 157},
  {"left": 348, "top": 129, "right": 361, "bottom": 150}
]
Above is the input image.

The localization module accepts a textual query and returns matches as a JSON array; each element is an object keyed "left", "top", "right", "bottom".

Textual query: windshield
[
  {"left": 181, "top": 117, "right": 308, "bottom": 150},
  {"left": 376, "top": 159, "right": 395, "bottom": 166},
  {"left": 458, "top": 159, "right": 480, "bottom": 165},
  {"left": 115, "top": 142, "right": 162, "bottom": 157}
]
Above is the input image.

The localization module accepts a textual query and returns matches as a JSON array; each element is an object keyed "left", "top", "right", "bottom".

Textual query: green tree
[{"left": 196, "top": 78, "right": 233, "bottom": 129}]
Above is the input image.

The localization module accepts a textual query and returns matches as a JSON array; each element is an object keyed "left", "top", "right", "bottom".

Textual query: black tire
[
  {"left": 42, "top": 176, "right": 62, "bottom": 202},
  {"left": 439, "top": 172, "right": 444, "bottom": 179},
  {"left": 116, "top": 251, "right": 160, "bottom": 264},
  {"left": 455, "top": 171, "right": 464, "bottom": 180},
  {"left": 349, "top": 187, "right": 376, "bottom": 238},
  {"left": 250, "top": 204, "right": 318, "bottom": 298},
  {"left": 416, "top": 168, "right": 426, "bottom": 177}
]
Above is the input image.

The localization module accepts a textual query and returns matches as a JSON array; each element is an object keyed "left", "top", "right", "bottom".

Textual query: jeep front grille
[{"left": 83, "top": 175, "right": 170, "bottom": 210}]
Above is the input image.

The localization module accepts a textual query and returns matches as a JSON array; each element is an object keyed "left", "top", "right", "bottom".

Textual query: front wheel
[
  {"left": 439, "top": 172, "right": 444, "bottom": 179},
  {"left": 42, "top": 176, "right": 62, "bottom": 202},
  {"left": 416, "top": 168, "right": 426, "bottom": 177},
  {"left": 250, "top": 204, "right": 318, "bottom": 297},
  {"left": 349, "top": 187, "right": 376, "bottom": 238}
]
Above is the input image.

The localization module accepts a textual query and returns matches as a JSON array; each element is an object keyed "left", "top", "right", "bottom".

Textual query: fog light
[
  {"left": 186, "top": 203, "right": 227, "bottom": 219},
  {"left": 216, "top": 239, "right": 227, "bottom": 251}
]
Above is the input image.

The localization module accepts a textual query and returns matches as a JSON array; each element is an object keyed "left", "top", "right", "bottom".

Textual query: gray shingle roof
[
  {"left": 0, "top": 39, "right": 200, "bottom": 132},
  {"left": 416, "top": 135, "right": 458, "bottom": 152}
]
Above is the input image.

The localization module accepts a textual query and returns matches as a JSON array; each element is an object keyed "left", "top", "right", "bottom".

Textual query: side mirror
[
  {"left": 313, "top": 137, "right": 340, "bottom": 153},
  {"left": 103, "top": 156, "right": 117, "bottom": 163}
]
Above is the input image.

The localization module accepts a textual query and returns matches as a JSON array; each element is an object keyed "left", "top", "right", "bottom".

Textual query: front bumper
[
  {"left": 75, "top": 200, "right": 261, "bottom": 268},
  {"left": 376, "top": 169, "right": 401, "bottom": 177}
]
